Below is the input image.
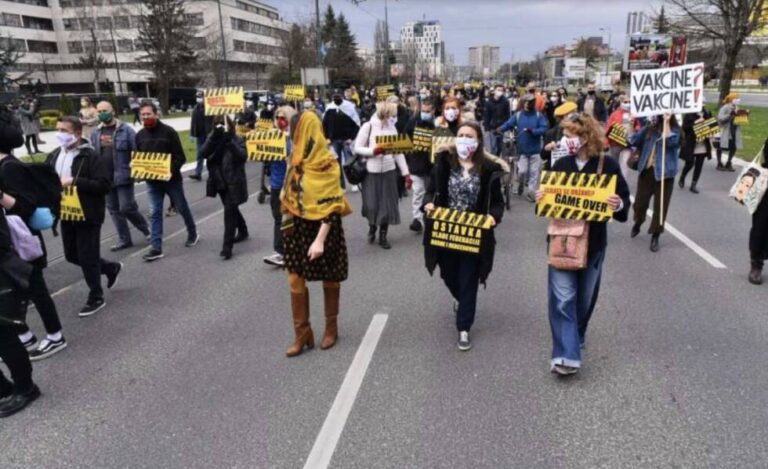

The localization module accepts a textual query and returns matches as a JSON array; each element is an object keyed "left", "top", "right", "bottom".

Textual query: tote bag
[{"left": 729, "top": 147, "right": 768, "bottom": 215}]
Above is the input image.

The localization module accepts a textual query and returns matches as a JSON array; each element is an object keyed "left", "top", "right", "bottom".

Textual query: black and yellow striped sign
[
  {"left": 693, "top": 117, "right": 718, "bottom": 142},
  {"left": 284, "top": 85, "right": 305, "bottom": 102},
  {"left": 204, "top": 87, "right": 244, "bottom": 116},
  {"left": 60, "top": 186, "right": 85, "bottom": 222},
  {"left": 246, "top": 129, "right": 287, "bottom": 162},
  {"left": 256, "top": 118, "right": 274, "bottom": 130},
  {"left": 431, "top": 136, "right": 455, "bottom": 163},
  {"left": 536, "top": 170, "right": 617, "bottom": 222},
  {"left": 424, "top": 207, "right": 493, "bottom": 255},
  {"left": 734, "top": 112, "right": 749, "bottom": 126},
  {"left": 130, "top": 152, "right": 172, "bottom": 181},
  {"left": 376, "top": 85, "right": 395, "bottom": 101},
  {"left": 412, "top": 127, "right": 433, "bottom": 152},
  {"left": 375, "top": 134, "right": 413, "bottom": 154},
  {"left": 235, "top": 124, "right": 250, "bottom": 137},
  {"left": 607, "top": 124, "right": 628, "bottom": 147}
]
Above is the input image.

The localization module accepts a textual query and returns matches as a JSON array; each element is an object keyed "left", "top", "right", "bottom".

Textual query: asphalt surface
[{"left": 1, "top": 153, "right": 767, "bottom": 468}]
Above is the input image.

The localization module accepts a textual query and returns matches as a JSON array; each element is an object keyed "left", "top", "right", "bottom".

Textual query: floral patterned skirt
[{"left": 283, "top": 213, "right": 348, "bottom": 282}]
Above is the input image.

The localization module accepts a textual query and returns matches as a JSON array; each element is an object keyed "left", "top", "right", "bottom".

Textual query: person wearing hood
[
  {"left": 716, "top": 93, "right": 745, "bottom": 171},
  {"left": 189, "top": 91, "right": 214, "bottom": 181},
  {"left": 323, "top": 92, "right": 361, "bottom": 190},
  {"left": 47, "top": 116, "right": 121, "bottom": 317}
]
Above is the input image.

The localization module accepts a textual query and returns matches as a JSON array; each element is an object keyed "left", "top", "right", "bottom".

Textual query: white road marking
[
  {"left": 630, "top": 196, "right": 727, "bottom": 269},
  {"left": 303, "top": 313, "right": 389, "bottom": 469}
]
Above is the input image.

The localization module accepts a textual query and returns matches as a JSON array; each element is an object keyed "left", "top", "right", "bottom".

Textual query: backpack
[
  {"left": 5, "top": 212, "right": 43, "bottom": 262},
  {"left": 0, "top": 157, "right": 62, "bottom": 234}
]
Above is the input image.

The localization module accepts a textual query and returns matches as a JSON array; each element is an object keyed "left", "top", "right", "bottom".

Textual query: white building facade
[
  {"left": 468, "top": 44, "right": 499, "bottom": 78},
  {"left": 399, "top": 20, "right": 445, "bottom": 79}
]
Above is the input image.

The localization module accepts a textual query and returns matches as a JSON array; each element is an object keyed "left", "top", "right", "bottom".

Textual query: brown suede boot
[
  {"left": 320, "top": 286, "right": 340, "bottom": 350},
  {"left": 286, "top": 289, "right": 314, "bottom": 357}
]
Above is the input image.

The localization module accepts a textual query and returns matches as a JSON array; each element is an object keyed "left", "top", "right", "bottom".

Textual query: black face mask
[
  {"left": 333, "top": 97, "right": 343, "bottom": 105},
  {"left": 588, "top": 90, "right": 596, "bottom": 95}
]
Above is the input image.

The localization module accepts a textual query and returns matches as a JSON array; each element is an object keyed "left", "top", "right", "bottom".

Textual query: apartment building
[
  {"left": 468, "top": 45, "right": 499, "bottom": 78},
  {"left": 399, "top": 20, "right": 445, "bottom": 78}
]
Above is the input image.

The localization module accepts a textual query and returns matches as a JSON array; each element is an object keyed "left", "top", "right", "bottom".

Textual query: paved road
[
  {"left": 1, "top": 153, "right": 767, "bottom": 468},
  {"left": 704, "top": 90, "right": 768, "bottom": 107}
]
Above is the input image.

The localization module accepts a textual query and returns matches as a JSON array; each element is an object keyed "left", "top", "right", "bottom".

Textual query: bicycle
[{"left": 500, "top": 130, "right": 519, "bottom": 211}]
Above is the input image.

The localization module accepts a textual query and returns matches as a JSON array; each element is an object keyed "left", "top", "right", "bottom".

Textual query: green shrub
[
  {"left": 107, "top": 92, "right": 119, "bottom": 115},
  {"left": 58, "top": 94, "right": 75, "bottom": 116},
  {"left": 39, "top": 109, "right": 61, "bottom": 118}
]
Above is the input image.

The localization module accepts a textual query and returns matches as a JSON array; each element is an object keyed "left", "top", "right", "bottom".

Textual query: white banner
[
  {"left": 564, "top": 58, "right": 587, "bottom": 80},
  {"left": 630, "top": 62, "right": 704, "bottom": 118}
]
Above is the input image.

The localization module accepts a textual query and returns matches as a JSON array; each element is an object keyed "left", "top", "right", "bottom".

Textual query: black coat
[
  {"left": 135, "top": 120, "right": 187, "bottom": 182},
  {"left": 681, "top": 109, "right": 713, "bottom": 161},
  {"left": 424, "top": 154, "right": 505, "bottom": 284},
  {"left": 483, "top": 97, "right": 511, "bottom": 130},
  {"left": 201, "top": 131, "right": 249, "bottom": 206},
  {"left": 322, "top": 107, "right": 360, "bottom": 141},
  {"left": 190, "top": 104, "right": 213, "bottom": 138},
  {"left": 46, "top": 142, "right": 111, "bottom": 225},
  {"left": 577, "top": 94, "right": 607, "bottom": 122},
  {"left": 403, "top": 115, "right": 435, "bottom": 177}
]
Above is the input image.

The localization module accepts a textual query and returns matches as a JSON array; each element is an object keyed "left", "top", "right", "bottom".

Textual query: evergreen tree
[
  {"left": 326, "top": 12, "right": 362, "bottom": 87},
  {"left": 655, "top": 6, "right": 670, "bottom": 34},
  {"left": 321, "top": 5, "right": 337, "bottom": 46}
]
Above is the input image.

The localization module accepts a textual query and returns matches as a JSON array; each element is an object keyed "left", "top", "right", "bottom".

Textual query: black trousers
[
  {"left": 24, "top": 134, "right": 39, "bottom": 154},
  {"left": 18, "top": 267, "right": 62, "bottom": 336},
  {"left": 0, "top": 276, "right": 33, "bottom": 394},
  {"left": 437, "top": 251, "right": 481, "bottom": 332},
  {"left": 750, "top": 193, "right": 768, "bottom": 264},
  {"left": 634, "top": 168, "right": 674, "bottom": 235},
  {"left": 717, "top": 137, "right": 736, "bottom": 166},
  {"left": 60, "top": 222, "right": 119, "bottom": 301},
  {"left": 269, "top": 190, "right": 283, "bottom": 254},
  {"left": 219, "top": 194, "right": 248, "bottom": 251},
  {"left": 681, "top": 153, "right": 707, "bottom": 184}
]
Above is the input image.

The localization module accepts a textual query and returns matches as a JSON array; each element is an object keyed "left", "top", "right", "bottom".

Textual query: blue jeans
[
  {"left": 489, "top": 132, "right": 504, "bottom": 156},
  {"left": 194, "top": 135, "right": 206, "bottom": 177},
  {"left": 331, "top": 140, "right": 349, "bottom": 189},
  {"left": 146, "top": 179, "right": 197, "bottom": 250},
  {"left": 547, "top": 249, "right": 605, "bottom": 368},
  {"left": 107, "top": 184, "right": 149, "bottom": 245}
]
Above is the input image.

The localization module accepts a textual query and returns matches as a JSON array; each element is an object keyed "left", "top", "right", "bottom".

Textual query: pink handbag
[{"left": 547, "top": 219, "right": 589, "bottom": 270}]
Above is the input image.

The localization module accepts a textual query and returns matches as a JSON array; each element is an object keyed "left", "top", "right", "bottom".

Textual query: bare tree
[
  {"left": 664, "top": 0, "right": 767, "bottom": 101},
  {"left": 199, "top": 29, "right": 233, "bottom": 88},
  {"left": 78, "top": 27, "right": 107, "bottom": 93},
  {"left": 0, "top": 35, "right": 30, "bottom": 91}
]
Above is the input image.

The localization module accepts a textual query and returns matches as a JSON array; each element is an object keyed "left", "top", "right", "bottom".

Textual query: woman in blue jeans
[{"left": 535, "top": 113, "right": 631, "bottom": 375}]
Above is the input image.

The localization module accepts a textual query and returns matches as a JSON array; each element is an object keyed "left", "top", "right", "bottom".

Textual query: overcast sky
[{"left": 276, "top": 0, "right": 660, "bottom": 64}]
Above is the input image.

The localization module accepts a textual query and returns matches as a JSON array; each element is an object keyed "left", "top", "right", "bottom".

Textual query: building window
[
  {"left": 83, "top": 40, "right": 97, "bottom": 53},
  {"left": 22, "top": 15, "right": 54, "bottom": 30},
  {"left": 189, "top": 37, "right": 205, "bottom": 49},
  {"left": 1, "top": 37, "right": 27, "bottom": 52},
  {"left": 68, "top": 41, "right": 83, "bottom": 53},
  {"left": 230, "top": 17, "right": 285, "bottom": 39},
  {"left": 27, "top": 40, "right": 58, "bottom": 53},
  {"left": 235, "top": 1, "right": 279, "bottom": 20},
  {"left": 0, "top": 13, "right": 23, "bottom": 28},
  {"left": 184, "top": 12, "right": 204, "bottom": 26},
  {"left": 79, "top": 18, "right": 94, "bottom": 30},
  {"left": 97, "top": 16, "right": 112, "bottom": 29},
  {"left": 233, "top": 39, "right": 246, "bottom": 52},
  {"left": 116, "top": 39, "right": 133, "bottom": 52},
  {"left": 113, "top": 16, "right": 129, "bottom": 29},
  {"left": 63, "top": 18, "right": 79, "bottom": 30},
  {"left": 8, "top": 0, "right": 49, "bottom": 6},
  {"left": 100, "top": 40, "right": 114, "bottom": 52}
]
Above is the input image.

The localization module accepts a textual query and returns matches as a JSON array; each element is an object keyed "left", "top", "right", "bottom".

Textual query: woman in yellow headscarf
[{"left": 281, "top": 111, "right": 352, "bottom": 357}]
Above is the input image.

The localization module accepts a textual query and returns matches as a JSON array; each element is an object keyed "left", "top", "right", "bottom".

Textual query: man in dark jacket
[
  {"left": 91, "top": 101, "right": 150, "bottom": 251},
  {"left": 404, "top": 98, "right": 436, "bottom": 233},
  {"left": 48, "top": 116, "right": 121, "bottom": 317},
  {"left": 189, "top": 90, "right": 213, "bottom": 181},
  {"left": 323, "top": 92, "right": 361, "bottom": 190},
  {"left": 483, "top": 84, "right": 511, "bottom": 156},
  {"left": 136, "top": 101, "right": 198, "bottom": 262},
  {"left": 577, "top": 83, "right": 607, "bottom": 124}
]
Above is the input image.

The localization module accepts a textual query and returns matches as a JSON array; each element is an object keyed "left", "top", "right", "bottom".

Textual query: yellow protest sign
[
  {"left": 246, "top": 130, "right": 287, "bottom": 162},
  {"left": 375, "top": 134, "right": 413, "bottom": 154},
  {"left": 204, "top": 86, "right": 244, "bottom": 116},
  {"left": 536, "top": 170, "right": 617, "bottom": 222},
  {"left": 284, "top": 85, "right": 305, "bottom": 101},
  {"left": 693, "top": 117, "right": 719, "bottom": 142},
  {"left": 412, "top": 127, "right": 433, "bottom": 152},
  {"left": 431, "top": 136, "right": 455, "bottom": 163},
  {"left": 376, "top": 85, "right": 395, "bottom": 101},
  {"left": 256, "top": 118, "right": 273, "bottom": 130},
  {"left": 607, "top": 124, "right": 629, "bottom": 147},
  {"left": 424, "top": 207, "right": 494, "bottom": 255},
  {"left": 734, "top": 111, "right": 749, "bottom": 126},
  {"left": 61, "top": 186, "right": 85, "bottom": 222},
  {"left": 131, "top": 152, "right": 172, "bottom": 181},
  {"left": 235, "top": 124, "right": 250, "bottom": 137}
]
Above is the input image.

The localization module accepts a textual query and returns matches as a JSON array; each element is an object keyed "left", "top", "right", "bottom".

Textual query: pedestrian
[
  {"left": 281, "top": 110, "right": 352, "bottom": 357},
  {"left": 260, "top": 99, "right": 276, "bottom": 121},
  {"left": 679, "top": 107, "right": 714, "bottom": 194},
  {"left": 48, "top": 116, "right": 122, "bottom": 316},
  {"left": 423, "top": 121, "right": 505, "bottom": 351},
  {"left": 496, "top": 94, "right": 549, "bottom": 201},
  {"left": 508, "top": 89, "right": 520, "bottom": 113},
  {"left": 128, "top": 94, "right": 141, "bottom": 125},
  {"left": 200, "top": 115, "right": 249, "bottom": 260},
  {"left": 435, "top": 97, "right": 472, "bottom": 136},
  {"left": 526, "top": 82, "right": 547, "bottom": 113},
  {"left": 577, "top": 83, "right": 607, "bottom": 124},
  {"left": 0, "top": 111, "right": 66, "bottom": 360},
  {"left": 78, "top": 97, "right": 98, "bottom": 142},
  {"left": 483, "top": 84, "right": 512, "bottom": 156},
  {"left": 748, "top": 138, "right": 768, "bottom": 285},
  {"left": 189, "top": 91, "right": 213, "bottom": 181},
  {"left": 135, "top": 101, "right": 199, "bottom": 262},
  {"left": 544, "top": 90, "right": 564, "bottom": 128},
  {"left": 323, "top": 91, "right": 361, "bottom": 190},
  {"left": 263, "top": 106, "right": 295, "bottom": 268},
  {"left": 404, "top": 97, "right": 436, "bottom": 233},
  {"left": 534, "top": 113, "right": 631, "bottom": 376},
  {"left": 605, "top": 93, "right": 635, "bottom": 177},
  {"left": 360, "top": 96, "right": 376, "bottom": 124},
  {"left": 542, "top": 101, "right": 577, "bottom": 170},
  {"left": 716, "top": 93, "right": 743, "bottom": 172},
  {"left": 17, "top": 98, "right": 40, "bottom": 155},
  {"left": 90, "top": 101, "right": 150, "bottom": 251},
  {"left": 353, "top": 101, "right": 412, "bottom": 249},
  {"left": 629, "top": 113, "right": 681, "bottom": 252}
]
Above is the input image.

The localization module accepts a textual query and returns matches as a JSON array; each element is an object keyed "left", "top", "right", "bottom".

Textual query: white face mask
[
  {"left": 245, "top": 100, "right": 253, "bottom": 108},
  {"left": 56, "top": 131, "right": 77, "bottom": 148},
  {"left": 494, "top": 90, "right": 504, "bottom": 99},
  {"left": 456, "top": 136, "right": 478, "bottom": 160},
  {"left": 550, "top": 96, "right": 559, "bottom": 103},
  {"left": 621, "top": 103, "right": 631, "bottom": 111},
  {"left": 733, "top": 99, "right": 741, "bottom": 105},
  {"left": 560, "top": 136, "right": 583, "bottom": 156},
  {"left": 267, "top": 104, "right": 274, "bottom": 110},
  {"left": 196, "top": 98, "right": 203, "bottom": 104},
  {"left": 444, "top": 108, "right": 458, "bottom": 122}
]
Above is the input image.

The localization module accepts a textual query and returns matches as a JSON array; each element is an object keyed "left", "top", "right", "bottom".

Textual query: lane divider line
[{"left": 303, "top": 313, "right": 389, "bottom": 469}]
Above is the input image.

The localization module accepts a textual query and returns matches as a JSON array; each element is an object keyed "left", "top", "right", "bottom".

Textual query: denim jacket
[
  {"left": 630, "top": 125, "right": 681, "bottom": 181},
  {"left": 90, "top": 120, "right": 136, "bottom": 186}
]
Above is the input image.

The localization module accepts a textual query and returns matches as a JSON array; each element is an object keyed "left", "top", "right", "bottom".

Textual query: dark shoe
[
  {"left": 725, "top": 164, "right": 736, "bottom": 172},
  {"left": 188, "top": 174, "right": 202, "bottom": 181},
  {"left": 630, "top": 223, "right": 641, "bottom": 238},
  {"left": 233, "top": 231, "right": 249, "bottom": 243},
  {"left": 185, "top": 233, "right": 200, "bottom": 247},
  {"left": 0, "top": 385, "right": 41, "bottom": 418},
  {"left": 110, "top": 241, "right": 133, "bottom": 252},
  {"left": 678, "top": 177, "right": 685, "bottom": 189},
  {"left": 379, "top": 226, "right": 391, "bottom": 250},
  {"left": 367, "top": 225, "right": 376, "bottom": 244},
  {"left": 650, "top": 234, "right": 660, "bottom": 252},
  {"left": 165, "top": 206, "right": 177, "bottom": 217},
  {"left": 20, "top": 334, "right": 37, "bottom": 351},
  {"left": 29, "top": 337, "right": 67, "bottom": 361},
  {"left": 749, "top": 261, "right": 764, "bottom": 285},
  {"left": 143, "top": 248, "right": 164, "bottom": 262},
  {"left": 716, "top": 163, "right": 725, "bottom": 171},
  {"left": 106, "top": 262, "right": 122, "bottom": 289},
  {"left": 409, "top": 219, "right": 423, "bottom": 233},
  {"left": 690, "top": 182, "right": 699, "bottom": 194},
  {"left": 457, "top": 331, "right": 471, "bottom": 351},
  {"left": 220, "top": 249, "right": 232, "bottom": 260},
  {"left": 79, "top": 299, "right": 105, "bottom": 318}
]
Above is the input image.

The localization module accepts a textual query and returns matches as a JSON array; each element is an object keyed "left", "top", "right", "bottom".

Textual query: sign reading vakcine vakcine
[{"left": 630, "top": 62, "right": 704, "bottom": 118}]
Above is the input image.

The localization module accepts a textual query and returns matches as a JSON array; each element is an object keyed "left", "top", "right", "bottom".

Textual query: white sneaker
[
  {"left": 263, "top": 253, "right": 285, "bottom": 267},
  {"left": 457, "top": 331, "right": 471, "bottom": 351},
  {"left": 350, "top": 185, "right": 360, "bottom": 193}
]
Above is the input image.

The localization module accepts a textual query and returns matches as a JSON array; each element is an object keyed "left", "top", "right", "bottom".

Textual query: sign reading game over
[
  {"left": 536, "top": 171, "right": 618, "bottom": 222},
  {"left": 424, "top": 207, "right": 494, "bottom": 255},
  {"left": 630, "top": 62, "right": 704, "bottom": 118}
]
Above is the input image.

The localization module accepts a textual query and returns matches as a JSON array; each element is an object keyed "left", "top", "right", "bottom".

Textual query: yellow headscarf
[{"left": 281, "top": 111, "right": 352, "bottom": 221}]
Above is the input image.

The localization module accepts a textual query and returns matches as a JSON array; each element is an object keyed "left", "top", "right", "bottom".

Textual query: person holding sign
[
  {"left": 423, "top": 121, "right": 505, "bottom": 352},
  {"left": 47, "top": 116, "right": 122, "bottom": 317},
  {"left": 353, "top": 101, "right": 412, "bottom": 249},
  {"left": 716, "top": 93, "right": 745, "bottom": 172},
  {"left": 263, "top": 106, "right": 296, "bottom": 268},
  {"left": 605, "top": 94, "right": 636, "bottom": 178},
  {"left": 534, "top": 113, "right": 630, "bottom": 375},
  {"left": 404, "top": 98, "right": 437, "bottom": 233},
  {"left": 200, "top": 116, "right": 249, "bottom": 260},
  {"left": 189, "top": 91, "right": 214, "bottom": 181},
  {"left": 679, "top": 108, "right": 714, "bottom": 194},
  {"left": 629, "top": 114, "right": 682, "bottom": 252}
]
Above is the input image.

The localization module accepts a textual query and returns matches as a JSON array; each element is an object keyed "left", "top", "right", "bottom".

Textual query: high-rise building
[
  {"left": 468, "top": 45, "right": 500, "bottom": 78},
  {"left": 626, "top": 11, "right": 649, "bottom": 34},
  {"left": 399, "top": 20, "right": 445, "bottom": 78},
  {"left": 0, "top": 0, "right": 289, "bottom": 93}
]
